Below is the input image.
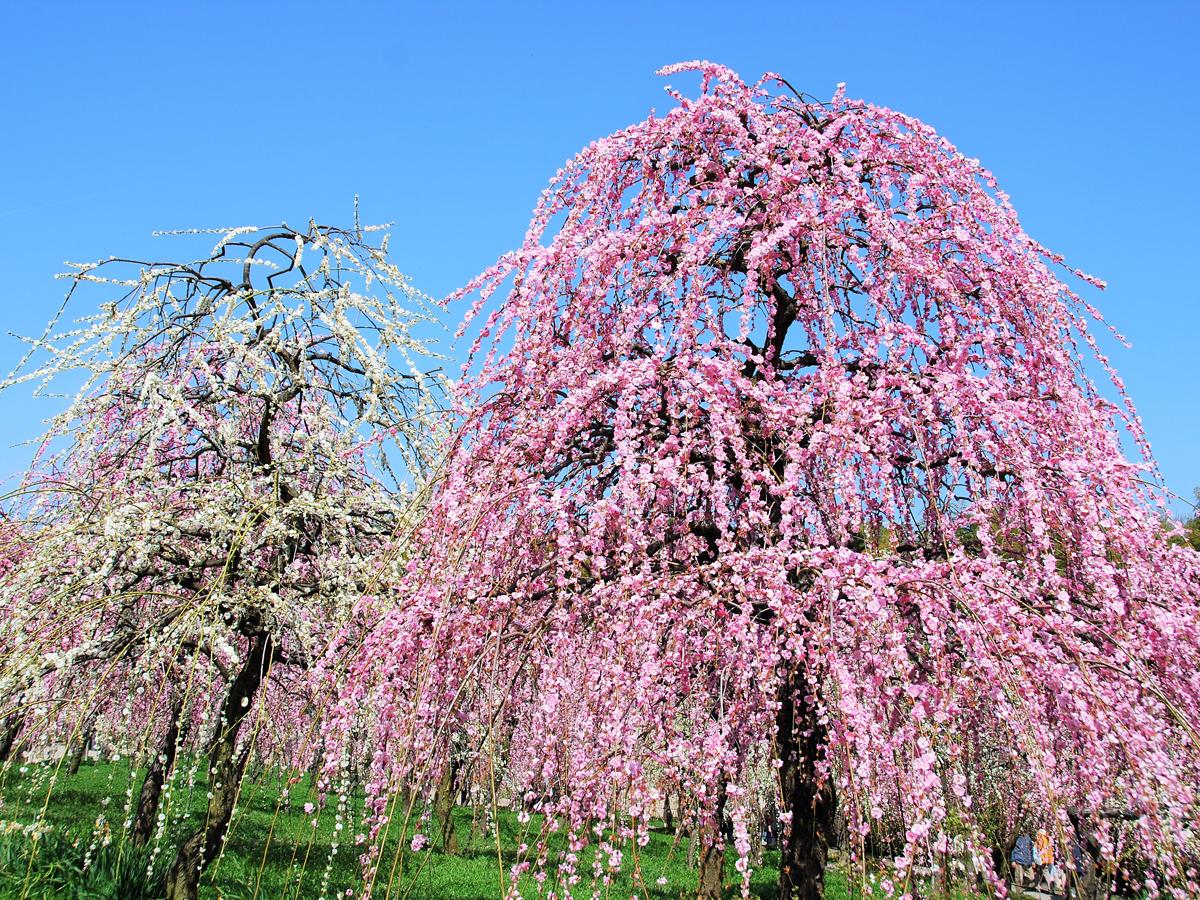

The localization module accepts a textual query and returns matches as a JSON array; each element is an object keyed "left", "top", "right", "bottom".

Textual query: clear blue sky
[{"left": 1, "top": 1, "right": 1196, "bottom": 513}]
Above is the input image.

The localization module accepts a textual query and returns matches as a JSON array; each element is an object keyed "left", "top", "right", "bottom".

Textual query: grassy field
[{"left": 0, "top": 760, "right": 966, "bottom": 899}]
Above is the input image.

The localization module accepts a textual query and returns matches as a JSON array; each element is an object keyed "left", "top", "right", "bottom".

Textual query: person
[
  {"left": 1034, "top": 828, "right": 1053, "bottom": 887},
  {"left": 1045, "top": 858, "right": 1067, "bottom": 899},
  {"left": 1012, "top": 832, "right": 1035, "bottom": 887}
]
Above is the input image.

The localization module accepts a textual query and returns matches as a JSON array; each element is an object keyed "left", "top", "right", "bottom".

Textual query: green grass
[
  {"left": 0, "top": 761, "right": 971, "bottom": 899},
  {"left": 0, "top": 828, "right": 169, "bottom": 899}
]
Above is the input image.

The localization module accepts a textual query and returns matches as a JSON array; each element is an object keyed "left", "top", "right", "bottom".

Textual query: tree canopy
[{"left": 333, "top": 62, "right": 1200, "bottom": 899}]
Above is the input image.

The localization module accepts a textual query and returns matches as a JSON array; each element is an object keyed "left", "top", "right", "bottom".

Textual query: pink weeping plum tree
[{"left": 336, "top": 63, "right": 1200, "bottom": 899}]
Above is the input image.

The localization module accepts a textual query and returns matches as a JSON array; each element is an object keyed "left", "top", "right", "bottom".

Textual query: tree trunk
[
  {"left": 1066, "top": 808, "right": 1105, "bottom": 900},
  {"left": 434, "top": 756, "right": 460, "bottom": 854},
  {"left": 663, "top": 792, "right": 675, "bottom": 832},
  {"left": 934, "top": 854, "right": 951, "bottom": 899},
  {"left": 1074, "top": 862, "right": 1102, "bottom": 900},
  {"left": 66, "top": 714, "right": 96, "bottom": 776},
  {"left": 0, "top": 692, "right": 26, "bottom": 763},
  {"left": 697, "top": 782, "right": 726, "bottom": 900},
  {"left": 66, "top": 729, "right": 89, "bottom": 775},
  {"left": 777, "top": 667, "right": 834, "bottom": 900},
  {"left": 164, "top": 632, "right": 273, "bottom": 900},
  {"left": 997, "top": 832, "right": 1017, "bottom": 882},
  {"left": 307, "top": 736, "right": 325, "bottom": 790},
  {"left": 131, "top": 693, "right": 187, "bottom": 846},
  {"left": 0, "top": 715, "right": 23, "bottom": 764}
]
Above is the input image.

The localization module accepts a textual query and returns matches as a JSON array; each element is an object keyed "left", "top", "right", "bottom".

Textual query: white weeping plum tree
[{"left": 0, "top": 217, "right": 444, "bottom": 900}]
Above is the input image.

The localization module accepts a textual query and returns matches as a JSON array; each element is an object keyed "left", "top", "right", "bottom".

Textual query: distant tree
[
  {"left": 1175, "top": 489, "right": 1200, "bottom": 552},
  {"left": 341, "top": 63, "right": 1200, "bottom": 900},
  {"left": 0, "top": 220, "right": 441, "bottom": 900}
]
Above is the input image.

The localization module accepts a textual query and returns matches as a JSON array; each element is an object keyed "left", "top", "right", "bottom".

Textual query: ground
[{"left": 0, "top": 760, "right": 982, "bottom": 899}]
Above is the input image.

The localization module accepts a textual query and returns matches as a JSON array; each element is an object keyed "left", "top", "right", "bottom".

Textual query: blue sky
[{"left": 1, "top": 1, "right": 1197, "bottom": 513}]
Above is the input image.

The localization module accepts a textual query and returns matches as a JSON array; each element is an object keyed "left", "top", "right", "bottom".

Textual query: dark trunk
[
  {"left": 0, "top": 693, "right": 26, "bottom": 763},
  {"left": 662, "top": 793, "right": 675, "bottom": 832},
  {"left": 306, "top": 736, "right": 325, "bottom": 791},
  {"left": 66, "top": 730, "right": 89, "bottom": 775},
  {"left": 830, "top": 800, "right": 848, "bottom": 852},
  {"left": 66, "top": 717, "right": 96, "bottom": 776},
  {"left": 777, "top": 667, "right": 834, "bottom": 900},
  {"left": 1066, "top": 810, "right": 1106, "bottom": 900},
  {"left": 998, "top": 833, "right": 1017, "bottom": 882},
  {"left": 697, "top": 782, "right": 726, "bottom": 899},
  {"left": 1074, "top": 858, "right": 1103, "bottom": 900},
  {"left": 0, "top": 716, "right": 23, "bottom": 764},
  {"left": 164, "top": 632, "right": 273, "bottom": 900},
  {"left": 131, "top": 693, "right": 187, "bottom": 846},
  {"left": 434, "top": 755, "right": 460, "bottom": 854}
]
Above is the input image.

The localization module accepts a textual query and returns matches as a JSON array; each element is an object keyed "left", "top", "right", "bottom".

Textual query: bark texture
[
  {"left": 777, "top": 669, "right": 834, "bottom": 900},
  {"left": 434, "top": 756, "right": 461, "bottom": 855},
  {"left": 696, "top": 783, "right": 726, "bottom": 899},
  {"left": 164, "top": 633, "right": 272, "bottom": 900},
  {"left": 131, "top": 693, "right": 187, "bottom": 846}
]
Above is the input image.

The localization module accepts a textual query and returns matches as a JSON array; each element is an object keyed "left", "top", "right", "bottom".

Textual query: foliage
[{"left": 0, "top": 828, "right": 168, "bottom": 900}]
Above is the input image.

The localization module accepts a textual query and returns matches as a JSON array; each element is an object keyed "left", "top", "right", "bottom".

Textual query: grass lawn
[{"left": 0, "top": 760, "right": 967, "bottom": 899}]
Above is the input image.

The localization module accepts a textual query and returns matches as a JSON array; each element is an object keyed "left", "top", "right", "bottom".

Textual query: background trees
[
  {"left": 0, "top": 220, "right": 442, "bottom": 899},
  {"left": 339, "top": 62, "right": 1200, "bottom": 899},
  {"left": 1171, "top": 489, "right": 1200, "bottom": 552}
]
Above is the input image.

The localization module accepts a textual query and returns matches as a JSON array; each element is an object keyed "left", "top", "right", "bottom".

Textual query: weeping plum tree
[
  {"left": 0, "top": 219, "right": 441, "bottom": 900},
  {"left": 341, "top": 63, "right": 1200, "bottom": 898}
]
